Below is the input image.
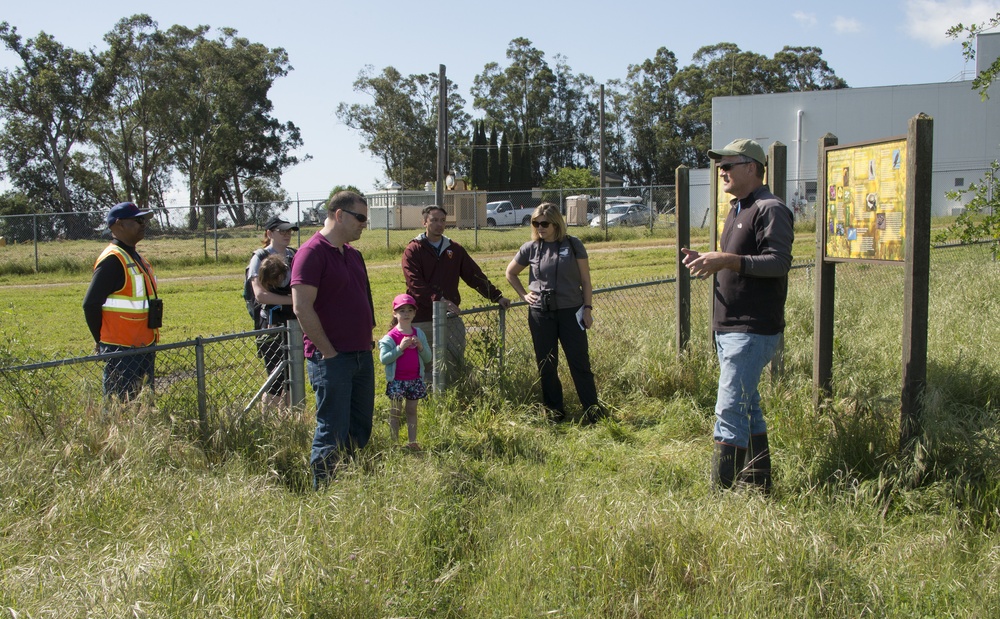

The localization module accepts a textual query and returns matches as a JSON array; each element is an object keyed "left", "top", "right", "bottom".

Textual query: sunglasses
[
  {"left": 718, "top": 161, "right": 753, "bottom": 172},
  {"left": 122, "top": 217, "right": 148, "bottom": 226},
  {"left": 340, "top": 209, "right": 367, "bottom": 223},
  {"left": 531, "top": 220, "right": 551, "bottom": 228}
]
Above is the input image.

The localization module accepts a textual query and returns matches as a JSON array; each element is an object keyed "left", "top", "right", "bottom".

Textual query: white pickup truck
[{"left": 486, "top": 200, "right": 533, "bottom": 227}]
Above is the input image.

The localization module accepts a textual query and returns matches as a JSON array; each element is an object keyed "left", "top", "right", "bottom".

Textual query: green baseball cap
[{"left": 708, "top": 138, "right": 767, "bottom": 166}]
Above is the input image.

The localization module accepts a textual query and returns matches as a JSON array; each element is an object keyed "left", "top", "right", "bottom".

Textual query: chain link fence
[
  {"left": 0, "top": 327, "right": 291, "bottom": 440},
  {"left": 0, "top": 187, "right": 678, "bottom": 273},
  {"left": 1, "top": 242, "right": 995, "bottom": 438}
]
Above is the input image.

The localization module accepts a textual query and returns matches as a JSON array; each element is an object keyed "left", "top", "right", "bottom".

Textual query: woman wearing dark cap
[{"left": 246, "top": 215, "right": 299, "bottom": 410}]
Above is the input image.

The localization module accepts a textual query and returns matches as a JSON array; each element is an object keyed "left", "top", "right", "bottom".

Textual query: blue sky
[{"left": 2, "top": 0, "right": 999, "bottom": 202}]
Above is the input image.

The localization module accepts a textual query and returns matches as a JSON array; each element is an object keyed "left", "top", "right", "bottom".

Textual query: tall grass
[{"left": 1, "top": 237, "right": 999, "bottom": 616}]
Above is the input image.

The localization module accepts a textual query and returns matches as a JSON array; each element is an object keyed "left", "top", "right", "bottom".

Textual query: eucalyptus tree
[
  {"left": 770, "top": 46, "right": 848, "bottom": 92},
  {"left": 0, "top": 21, "right": 118, "bottom": 235},
  {"left": 160, "top": 24, "right": 303, "bottom": 228},
  {"left": 624, "top": 47, "right": 685, "bottom": 185},
  {"left": 670, "top": 43, "right": 768, "bottom": 168},
  {"left": 545, "top": 55, "right": 598, "bottom": 174},
  {"left": 472, "top": 38, "right": 556, "bottom": 186},
  {"left": 670, "top": 43, "right": 841, "bottom": 169},
  {"left": 594, "top": 79, "right": 634, "bottom": 184},
  {"left": 91, "top": 14, "right": 177, "bottom": 213},
  {"left": 336, "top": 65, "right": 470, "bottom": 190}
]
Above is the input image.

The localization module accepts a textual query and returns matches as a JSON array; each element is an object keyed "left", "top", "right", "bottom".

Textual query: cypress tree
[
  {"left": 499, "top": 129, "right": 510, "bottom": 192},
  {"left": 487, "top": 125, "right": 500, "bottom": 192},
  {"left": 470, "top": 121, "right": 488, "bottom": 190}
]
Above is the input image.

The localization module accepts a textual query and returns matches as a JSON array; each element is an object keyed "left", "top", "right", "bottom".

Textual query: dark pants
[
  {"left": 256, "top": 332, "right": 287, "bottom": 396},
  {"left": 528, "top": 306, "right": 599, "bottom": 414},
  {"left": 100, "top": 343, "right": 155, "bottom": 401}
]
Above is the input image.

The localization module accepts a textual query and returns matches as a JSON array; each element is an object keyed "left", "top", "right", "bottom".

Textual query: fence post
[
  {"left": 33, "top": 214, "right": 39, "bottom": 273},
  {"left": 287, "top": 319, "right": 306, "bottom": 409},
  {"left": 814, "top": 134, "right": 838, "bottom": 405},
  {"left": 498, "top": 305, "right": 507, "bottom": 374},
  {"left": 195, "top": 337, "right": 208, "bottom": 438},
  {"left": 675, "top": 167, "right": 691, "bottom": 356},
  {"left": 769, "top": 142, "right": 787, "bottom": 380},
  {"left": 900, "top": 113, "right": 934, "bottom": 451},
  {"left": 432, "top": 300, "right": 447, "bottom": 391}
]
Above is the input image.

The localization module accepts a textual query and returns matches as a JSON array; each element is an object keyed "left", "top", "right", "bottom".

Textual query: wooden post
[
  {"left": 436, "top": 64, "right": 447, "bottom": 209},
  {"left": 813, "top": 134, "right": 838, "bottom": 406},
  {"left": 675, "top": 165, "right": 691, "bottom": 355},
  {"left": 708, "top": 162, "right": 719, "bottom": 348},
  {"left": 769, "top": 142, "right": 787, "bottom": 379},
  {"left": 900, "top": 113, "right": 934, "bottom": 450}
]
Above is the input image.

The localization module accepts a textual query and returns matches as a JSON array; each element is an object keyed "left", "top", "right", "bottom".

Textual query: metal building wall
[{"left": 711, "top": 36, "right": 1000, "bottom": 216}]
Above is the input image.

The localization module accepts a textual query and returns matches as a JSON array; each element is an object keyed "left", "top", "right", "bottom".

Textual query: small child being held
[
  {"left": 257, "top": 253, "right": 293, "bottom": 327},
  {"left": 377, "top": 293, "right": 432, "bottom": 451}
]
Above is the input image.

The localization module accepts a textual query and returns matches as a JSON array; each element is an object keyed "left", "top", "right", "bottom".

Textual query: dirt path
[{"left": 0, "top": 242, "right": 678, "bottom": 290}]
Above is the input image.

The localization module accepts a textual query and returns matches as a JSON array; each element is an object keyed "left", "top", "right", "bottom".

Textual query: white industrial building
[{"left": 708, "top": 32, "right": 1000, "bottom": 217}]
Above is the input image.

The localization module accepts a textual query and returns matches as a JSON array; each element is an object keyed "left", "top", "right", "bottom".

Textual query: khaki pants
[{"left": 413, "top": 314, "right": 466, "bottom": 388}]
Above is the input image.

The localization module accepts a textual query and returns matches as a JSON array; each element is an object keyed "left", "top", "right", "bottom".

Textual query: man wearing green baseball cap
[{"left": 680, "top": 138, "right": 794, "bottom": 493}]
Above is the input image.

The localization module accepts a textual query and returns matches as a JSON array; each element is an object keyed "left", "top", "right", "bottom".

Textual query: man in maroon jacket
[{"left": 402, "top": 205, "right": 511, "bottom": 385}]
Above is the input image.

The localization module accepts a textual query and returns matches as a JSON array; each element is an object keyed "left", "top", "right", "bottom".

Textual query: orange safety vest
[{"left": 95, "top": 243, "right": 159, "bottom": 347}]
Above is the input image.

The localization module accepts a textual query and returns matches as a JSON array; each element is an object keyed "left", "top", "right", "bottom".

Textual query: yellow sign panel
[{"left": 824, "top": 139, "right": 907, "bottom": 261}]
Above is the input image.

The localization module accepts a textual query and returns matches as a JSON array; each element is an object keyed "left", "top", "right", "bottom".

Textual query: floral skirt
[{"left": 385, "top": 378, "right": 428, "bottom": 401}]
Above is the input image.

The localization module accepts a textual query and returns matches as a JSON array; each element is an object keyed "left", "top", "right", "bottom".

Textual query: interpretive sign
[{"left": 824, "top": 138, "right": 907, "bottom": 261}]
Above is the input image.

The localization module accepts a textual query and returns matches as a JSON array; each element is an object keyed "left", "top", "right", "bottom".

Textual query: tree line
[
  {"left": 337, "top": 37, "right": 847, "bottom": 191},
  {"left": 1, "top": 20, "right": 849, "bottom": 239},
  {"left": 0, "top": 15, "right": 304, "bottom": 238}
]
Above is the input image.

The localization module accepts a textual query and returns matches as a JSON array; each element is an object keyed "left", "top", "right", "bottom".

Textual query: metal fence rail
[
  {"left": 1, "top": 242, "right": 995, "bottom": 438},
  {"left": 0, "top": 187, "right": 679, "bottom": 273},
  {"left": 0, "top": 328, "right": 290, "bottom": 438}
]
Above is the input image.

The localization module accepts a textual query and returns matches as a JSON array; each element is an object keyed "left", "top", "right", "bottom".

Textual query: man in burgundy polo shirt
[{"left": 292, "top": 191, "right": 376, "bottom": 488}]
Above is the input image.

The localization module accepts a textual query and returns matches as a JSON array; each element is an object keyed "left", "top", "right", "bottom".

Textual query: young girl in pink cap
[{"left": 377, "top": 293, "right": 432, "bottom": 450}]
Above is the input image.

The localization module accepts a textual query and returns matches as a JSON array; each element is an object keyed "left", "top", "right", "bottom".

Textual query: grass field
[{"left": 1, "top": 223, "right": 999, "bottom": 617}]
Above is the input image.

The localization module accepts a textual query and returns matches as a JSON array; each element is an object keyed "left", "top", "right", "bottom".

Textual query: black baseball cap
[{"left": 264, "top": 215, "right": 299, "bottom": 231}]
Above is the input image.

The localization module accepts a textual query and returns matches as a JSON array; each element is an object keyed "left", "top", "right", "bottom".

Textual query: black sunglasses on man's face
[
  {"left": 340, "top": 209, "right": 367, "bottom": 223},
  {"left": 718, "top": 161, "right": 753, "bottom": 173}
]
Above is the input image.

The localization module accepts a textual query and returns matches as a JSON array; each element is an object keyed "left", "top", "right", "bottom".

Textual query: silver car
[{"left": 590, "top": 203, "right": 652, "bottom": 227}]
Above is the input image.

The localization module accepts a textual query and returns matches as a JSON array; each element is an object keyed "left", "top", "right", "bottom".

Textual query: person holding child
[
  {"left": 505, "top": 203, "right": 604, "bottom": 424},
  {"left": 246, "top": 215, "right": 298, "bottom": 409},
  {"left": 378, "top": 293, "right": 432, "bottom": 451}
]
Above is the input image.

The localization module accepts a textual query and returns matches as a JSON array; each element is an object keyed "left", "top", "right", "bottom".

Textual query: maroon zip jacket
[{"left": 401, "top": 233, "right": 505, "bottom": 323}]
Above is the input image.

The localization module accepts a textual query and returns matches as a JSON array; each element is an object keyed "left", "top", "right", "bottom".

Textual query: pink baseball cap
[{"left": 392, "top": 293, "right": 417, "bottom": 310}]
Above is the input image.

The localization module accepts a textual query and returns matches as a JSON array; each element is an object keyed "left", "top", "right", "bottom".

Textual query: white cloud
[
  {"left": 833, "top": 16, "right": 863, "bottom": 34},
  {"left": 793, "top": 11, "right": 818, "bottom": 27},
  {"left": 904, "top": 0, "right": 1000, "bottom": 47}
]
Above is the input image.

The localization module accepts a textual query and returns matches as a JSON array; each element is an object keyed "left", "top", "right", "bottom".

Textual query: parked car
[
  {"left": 486, "top": 200, "right": 534, "bottom": 227},
  {"left": 590, "top": 203, "right": 652, "bottom": 227}
]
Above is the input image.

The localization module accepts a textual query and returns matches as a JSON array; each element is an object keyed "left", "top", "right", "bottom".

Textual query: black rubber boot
[
  {"left": 711, "top": 442, "right": 747, "bottom": 490},
  {"left": 742, "top": 433, "right": 772, "bottom": 493}
]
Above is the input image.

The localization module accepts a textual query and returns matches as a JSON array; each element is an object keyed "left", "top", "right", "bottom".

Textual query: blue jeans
[
  {"left": 713, "top": 332, "right": 782, "bottom": 448},
  {"left": 100, "top": 344, "right": 155, "bottom": 400},
  {"left": 307, "top": 351, "right": 375, "bottom": 485}
]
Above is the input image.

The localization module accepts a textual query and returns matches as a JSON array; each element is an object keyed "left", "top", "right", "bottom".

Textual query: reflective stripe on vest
[{"left": 95, "top": 244, "right": 158, "bottom": 347}]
